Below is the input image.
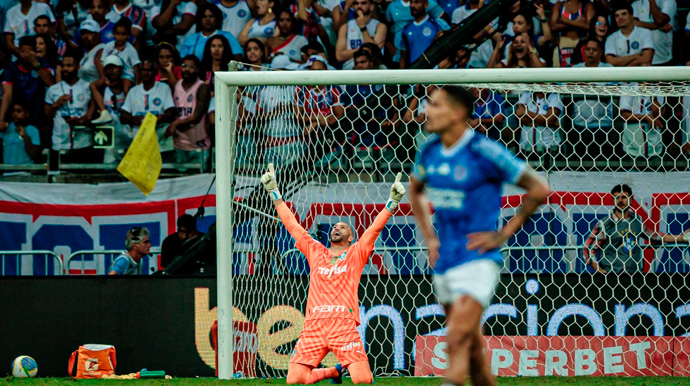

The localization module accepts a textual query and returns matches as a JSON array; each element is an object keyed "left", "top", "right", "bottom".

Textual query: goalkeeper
[{"left": 261, "top": 163, "right": 406, "bottom": 385}]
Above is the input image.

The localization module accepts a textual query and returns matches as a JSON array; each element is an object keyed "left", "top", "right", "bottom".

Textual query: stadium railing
[
  {"left": 0, "top": 250, "right": 63, "bottom": 275},
  {"left": 66, "top": 248, "right": 162, "bottom": 275}
]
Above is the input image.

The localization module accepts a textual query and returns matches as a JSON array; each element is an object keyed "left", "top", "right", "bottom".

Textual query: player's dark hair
[
  {"left": 611, "top": 183, "right": 633, "bottom": 197},
  {"left": 177, "top": 214, "right": 197, "bottom": 231},
  {"left": 440, "top": 86, "right": 474, "bottom": 115},
  {"left": 611, "top": 1, "right": 633, "bottom": 16}
]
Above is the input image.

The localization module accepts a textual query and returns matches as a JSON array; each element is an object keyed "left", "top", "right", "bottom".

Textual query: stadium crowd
[{"left": 1, "top": 0, "right": 690, "bottom": 171}]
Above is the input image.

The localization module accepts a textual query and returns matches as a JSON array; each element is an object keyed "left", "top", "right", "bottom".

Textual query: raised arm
[
  {"left": 261, "top": 163, "right": 310, "bottom": 243},
  {"left": 360, "top": 174, "right": 405, "bottom": 245}
]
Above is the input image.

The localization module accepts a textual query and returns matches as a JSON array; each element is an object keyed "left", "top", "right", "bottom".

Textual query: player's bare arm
[{"left": 466, "top": 169, "right": 550, "bottom": 253}]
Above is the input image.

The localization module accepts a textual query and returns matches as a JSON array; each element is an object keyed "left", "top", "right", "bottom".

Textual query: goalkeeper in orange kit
[{"left": 261, "top": 163, "right": 406, "bottom": 384}]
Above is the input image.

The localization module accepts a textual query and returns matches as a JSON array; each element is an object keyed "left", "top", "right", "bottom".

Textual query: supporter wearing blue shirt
[
  {"left": 386, "top": 0, "right": 444, "bottom": 63},
  {"left": 1, "top": 103, "right": 41, "bottom": 165},
  {"left": 400, "top": 0, "right": 449, "bottom": 68},
  {"left": 470, "top": 88, "right": 505, "bottom": 140},
  {"left": 408, "top": 85, "right": 549, "bottom": 386},
  {"left": 180, "top": 3, "right": 243, "bottom": 60}
]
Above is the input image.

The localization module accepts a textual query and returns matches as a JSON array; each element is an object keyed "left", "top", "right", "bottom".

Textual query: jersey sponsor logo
[
  {"left": 177, "top": 107, "right": 193, "bottom": 116},
  {"left": 350, "top": 39, "right": 362, "bottom": 49},
  {"left": 339, "top": 340, "right": 361, "bottom": 351},
  {"left": 312, "top": 304, "right": 346, "bottom": 313},
  {"left": 427, "top": 187, "right": 465, "bottom": 209},
  {"left": 317, "top": 264, "right": 348, "bottom": 277},
  {"left": 437, "top": 163, "right": 450, "bottom": 175}
]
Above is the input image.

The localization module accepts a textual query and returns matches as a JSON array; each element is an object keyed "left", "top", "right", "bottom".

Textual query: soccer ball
[{"left": 11, "top": 356, "right": 38, "bottom": 378}]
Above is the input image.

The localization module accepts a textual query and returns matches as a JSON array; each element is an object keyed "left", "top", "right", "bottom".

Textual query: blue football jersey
[
  {"left": 413, "top": 130, "right": 527, "bottom": 273},
  {"left": 402, "top": 16, "right": 450, "bottom": 64}
]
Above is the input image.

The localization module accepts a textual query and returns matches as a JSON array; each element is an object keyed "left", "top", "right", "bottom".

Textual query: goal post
[{"left": 215, "top": 66, "right": 690, "bottom": 380}]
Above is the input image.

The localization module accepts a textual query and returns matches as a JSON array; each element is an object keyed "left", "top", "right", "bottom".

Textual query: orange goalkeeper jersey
[{"left": 276, "top": 202, "right": 391, "bottom": 325}]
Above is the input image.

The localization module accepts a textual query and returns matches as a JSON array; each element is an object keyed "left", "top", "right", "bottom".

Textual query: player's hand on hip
[
  {"left": 426, "top": 237, "right": 440, "bottom": 268},
  {"left": 385, "top": 172, "right": 406, "bottom": 211},
  {"left": 261, "top": 163, "right": 283, "bottom": 200},
  {"left": 466, "top": 231, "right": 508, "bottom": 254}
]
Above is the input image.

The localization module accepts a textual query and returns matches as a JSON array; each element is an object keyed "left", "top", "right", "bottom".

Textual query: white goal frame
[{"left": 213, "top": 66, "right": 690, "bottom": 379}]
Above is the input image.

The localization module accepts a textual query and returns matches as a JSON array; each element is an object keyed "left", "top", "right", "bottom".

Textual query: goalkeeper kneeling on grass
[{"left": 262, "top": 163, "right": 406, "bottom": 384}]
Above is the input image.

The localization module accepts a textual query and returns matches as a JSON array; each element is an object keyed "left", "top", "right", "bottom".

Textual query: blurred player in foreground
[
  {"left": 261, "top": 163, "right": 406, "bottom": 384},
  {"left": 408, "top": 86, "right": 550, "bottom": 386}
]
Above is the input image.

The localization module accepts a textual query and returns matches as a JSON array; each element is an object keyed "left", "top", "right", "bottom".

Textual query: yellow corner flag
[{"left": 117, "top": 113, "right": 162, "bottom": 196}]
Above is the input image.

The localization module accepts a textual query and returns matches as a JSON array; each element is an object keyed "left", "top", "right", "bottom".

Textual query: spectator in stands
[
  {"left": 605, "top": 2, "right": 654, "bottom": 66},
  {"left": 181, "top": 3, "right": 243, "bottom": 61},
  {"left": 200, "top": 35, "right": 234, "bottom": 93},
  {"left": 238, "top": 0, "right": 278, "bottom": 46},
  {"left": 331, "top": 0, "right": 354, "bottom": 35},
  {"left": 300, "top": 40, "right": 329, "bottom": 63},
  {"left": 335, "top": 0, "right": 386, "bottom": 70},
  {"left": 76, "top": 20, "right": 105, "bottom": 84},
  {"left": 161, "top": 214, "right": 203, "bottom": 268},
  {"left": 494, "top": 10, "right": 552, "bottom": 68},
  {"left": 632, "top": 0, "right": 675, "bottom": 66},
  {"left": 55, "top": 0, "right": 90, "bottom": 46},
  {"left": 619, "top": 82, "right": 665, "bottom": 159},
  {"left": 570, "top": 38, "right": 614, "bottom": 159},
  {"left": 550, "top": 0, "right": 594, "bottom": 67},
  {"left": 0, "top": 101, "right": 41, "bottom": 166},
  {"left": 91, "top": 56, "right": 132, "bottom": 163},
  {"left": 570, "top": 13, "right": 609, "bottom": 65},
  {"left": 35, "top": 34, "right": 61, "bottom": 77},
  {"left": 450, "top": 0, "right": 479, "bottom": 24},
  {"left": 469, "top": 87, "right": 505, "bottom": 141},
  {"left": 121, "top": 59, "right": 176, "bottom": 159},
  {"left": 584, "top": 183, "right": 689, "bottom": 274},
  {"left": 151, "top": 0, "right": 196, "bottom": 47},
  {"left": 267, "top": 10, "right": 309, "bottom": 63},
  {"left": 98, "top": 18, "right": 141, "bottom": 84},
  {"left": 400, "top": 0, "right": 449, "bottom": 69},
  {"left": 87, "top": 0, "right": 116, "bottom": 45},
  {"left": 360, "top": 41, "right": 385, "bottom": 68},
  {"left": 341, "top": 49, "right": 395, "bottom": 149},
  {"left": 489, "top": 32, "right": 546, "bottom": 68},
  {"left": 285, "top": 0, "right": 330, "bottom": 43},
  {"left": 4, "top": 0, "right": 56, "bottom": 58},
  {"left": 402, "top": 84, "right": 434, "bottom": 150},
  {"left": 514, "top": 91, "right": 563, "bottom": 157},
  {"left": 299, "top": 55, "right": 344, "bottom": 141},
  {"left": 107, "top": 0, "right": 147, "bottom": 50},
  {"left": 212, "top": 0, "right": 253, "bottom": 39},
  {"left": 33, "top": 15, "right": 67, "bottom": 59},
  {"left": 45, "top": 51, "right": 98, "bottom": 162},
  {"left": 1, "top": 36, "right": 56, "bottom": 131},
  {"left": 109, "top": 226, "right": 151, "bottom": 275},
  {"left": 167, "top": 55, "right": 211, "bottom": 167},
  {"left": 243, "top": 38, "right": 270, "bottom": 70},
  {"left": 156, "top": 42, "right": 182, "bottom": 89},
  {"left": 386, "top": 0, "right": 444, "bottom": 66}
]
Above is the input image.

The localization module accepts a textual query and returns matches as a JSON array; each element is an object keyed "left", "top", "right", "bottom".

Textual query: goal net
[{"left": 213, "top": 67, "right": 690, "bottom": 379}]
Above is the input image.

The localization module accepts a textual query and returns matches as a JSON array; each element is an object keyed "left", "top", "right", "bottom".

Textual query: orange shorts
[{"left": 290, "top": 318, "right": 368, "bottom": 367}]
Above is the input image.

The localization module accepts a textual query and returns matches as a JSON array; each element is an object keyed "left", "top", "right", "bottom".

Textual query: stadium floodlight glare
[{"left": 214, "top": 66, "right": 690, "bottom": 379}]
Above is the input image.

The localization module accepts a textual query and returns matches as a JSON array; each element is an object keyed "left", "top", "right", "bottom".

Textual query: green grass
[{"left": 2, "top": 377, "right": 686, "bottom": 386}]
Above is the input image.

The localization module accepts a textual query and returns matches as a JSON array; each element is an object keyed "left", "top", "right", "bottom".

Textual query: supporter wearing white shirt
[
  {"left": 619, "top": 84, "right": 665, "bottom": 157},
  {"left": 572, "top": 38, "right": 614, "bottom": 130},
  {"left": 515, "top": 91, "right": 563, "bottom": 152},
  {"left": 605, "top": 2, "right": 654, "bottom": 66},
  {"left": 211, "top": 0, "right": 253, "bottom": 38},
  {"left": 631, "top": 0, "right": 676, "bottom": 65},
  {"left": 335, "top": 0, "right": 386, "bottom": 70},
  {"left": 4, "top": 0, "right": 56, "bottom": 56},
  {"left": 99, "top": 19, "right": 142, "bottom": 81},
  {"left": 151, "top": 0, "right": 197, "bottom": 47},
  {"left": 121, "top": 60, "right": 177, "bottom": 154},
  {"left": 44, "top": 53, "right": 94, "bottom": 152}
]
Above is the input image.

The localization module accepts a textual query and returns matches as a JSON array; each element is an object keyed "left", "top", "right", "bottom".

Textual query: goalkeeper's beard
[{"left": 330, "top": 234, "right": 345, "bottom": 243}]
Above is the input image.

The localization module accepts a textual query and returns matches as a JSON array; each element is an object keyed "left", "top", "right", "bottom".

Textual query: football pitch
[{"left": 2, "top": 377, "right": 683, "bottom": 386}]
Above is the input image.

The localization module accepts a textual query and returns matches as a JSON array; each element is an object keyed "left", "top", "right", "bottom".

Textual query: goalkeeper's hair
[{"left": 440, "top": 85, "right": 474, "bottom": 116}]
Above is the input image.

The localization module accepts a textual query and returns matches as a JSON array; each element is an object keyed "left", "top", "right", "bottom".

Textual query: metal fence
[
  {"left": 65, "top": 249, "right": 161, "bottom": 275},
  {"left": 0, "top": 250, "right": 63, "bottom": 276}
]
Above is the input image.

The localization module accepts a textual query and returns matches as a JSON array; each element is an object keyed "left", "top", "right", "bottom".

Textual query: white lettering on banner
[
  {"left": 545, "top": 350, "right": 567, "bottom": 376},
  {"left": 574, "top": 349, "right": 597, "bottom": 376},
  {"left": 431, "top": 342, "right": 448, "bottom": 369},
  {"left": 317, "top": 265, "right": 347, "bottom": 277},
  {"left": 312, "top": 305, "right": 346, "bottom": 313},
  {"left": 490, "top": 349, "right": 513, "bottom": 375},
  {"left": 234, "top": 330, "right": 258, "bottom": 353},
  {"left": 603, "top": 346, "right": 624, "bottom": 374},
  {"left": 518, "top": 350, "right": 539, "bottom": 376},
  {"left": 629, "top": 341, "right": 651, "bottom": 369}
]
